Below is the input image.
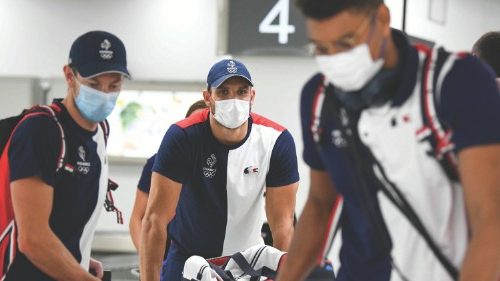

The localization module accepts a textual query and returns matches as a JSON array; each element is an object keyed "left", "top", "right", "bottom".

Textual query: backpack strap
[
  {"left": 38, "top": 104, "right": 66, "bottom": 173},
  {"left": 99, "top": 119, "right": 110, "bottom": 145},
  {"left": 309, "top": 75, "right": 346, "bottom": 266},
  {"left": 4, "top": 104, "right": 67, "bottom": 173},
  {"left": 417, "top": 45, "right": 460, "bottom": 181},
  {"left": 310, "top": 48, "right": 460, "bottom": 279},
  {"left": 37, "top": 106, "right": 123, "bottom": 224},
  {"left": 104, "top": 179, "right": 123, "bottom": 224},
  {"left": 207, "top": 263, "right": 235, "bottom": 281},
  {"left": 310, "top": 75, "right": 327, "bottom": 144},
  {"left": 0, "top": 104, "right": 66, "bottom": 279},
  {"left": 97, "top": 120, "right": 123, "bottom": 224}
]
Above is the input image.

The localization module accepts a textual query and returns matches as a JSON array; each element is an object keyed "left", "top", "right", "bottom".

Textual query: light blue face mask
[{"left": 74, "top": 83, "right": 120, "bottom": 123}]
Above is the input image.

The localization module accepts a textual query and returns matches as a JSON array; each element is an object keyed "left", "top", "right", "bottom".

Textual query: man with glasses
[
  {"left": 277, "top": 1, "right": 500, "bottom": 281},
  {"left": 0, "top": 31, "right": 130, "bottom": 281},
  {"left": 140, "top": 59, "right": 299, "bottom": 281}
]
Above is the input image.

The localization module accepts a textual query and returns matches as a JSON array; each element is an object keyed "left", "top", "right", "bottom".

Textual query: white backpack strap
[
  {"left": 38, "top": 105, "right": 66, "bottom": 172},
  {"left": 311, "top": 75, "right": 327, "bottom": 144},
  {"left": 422, "top": 46, "right": 460, "bottom": 166},
  {"left": 99, "top": 119, "right": 109, "bottom": 145}
]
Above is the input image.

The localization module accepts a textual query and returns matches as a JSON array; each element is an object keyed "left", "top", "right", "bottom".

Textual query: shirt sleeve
[
  {"left": 266, "top": 130, "right": 300, "bottom": 187},
  {"left": 9, "top": 115, "right": 61, "bottom": 187},
  {"left": 439, "top": 55, "right": 500, "bottom": 152},
  {"left": 301, "top": 73, "right": 326, "bottom": 170},
  {"left": 152, "top": 124, "right": 191, "bottom": 184},
  {"left": 137, "top": 154, "right": 156, "bottom": 193}
]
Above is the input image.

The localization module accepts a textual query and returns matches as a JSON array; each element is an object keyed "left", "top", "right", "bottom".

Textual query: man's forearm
[
  {"left": 459, "top": 224, "right": 500, "bottom": 281},
  {"left": 140, "top": 217, "right": 168, "bottom": 281},
  {"left": 272, "top": 225, "right": 294, "bottom": 251},
  {"left": 129, "top": 216, "right": 142, "bottom": 252},
  {"left": 19, "top": 229, "right": 98, "bottom": 281},
  {"left": 275, "top": 199, "right": 333, "bottom": 281}
]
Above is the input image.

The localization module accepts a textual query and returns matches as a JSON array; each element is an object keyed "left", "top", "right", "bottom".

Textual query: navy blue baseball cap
[
  {"left": 68, "top": 31, "right": 130, "bottom": 79},
  {"left": 207, "top": 59, "right": 253, "bottom": 89}
]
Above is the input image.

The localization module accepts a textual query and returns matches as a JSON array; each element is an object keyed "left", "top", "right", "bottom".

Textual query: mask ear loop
[
  {"left": 365, "top": 14, "right": 378, "bottom": 43},
  {"left": 366, "top": 13, "right": 388, "bottom": 61},
  {"left": 378, "top": 37, "right": 388, "bottom": 60},
  {"left": 71, "top": 76, "right": 81, "bottom": 101}
]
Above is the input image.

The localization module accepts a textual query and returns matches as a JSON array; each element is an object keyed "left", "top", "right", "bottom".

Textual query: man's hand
[{"left": 89, "top": 258, "right": 104, "bottom": 279}]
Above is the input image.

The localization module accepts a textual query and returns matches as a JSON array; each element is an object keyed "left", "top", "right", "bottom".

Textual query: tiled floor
[{"left": 92, "top": 252, "right": 139, "bottom": 281}]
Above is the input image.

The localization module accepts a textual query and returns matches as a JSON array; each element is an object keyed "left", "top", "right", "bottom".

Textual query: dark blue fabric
[
  {"left": 153, "top": 118, "right": 229, "bottom": 258},
  {"left": 300, "top": 30, "right": 420, "bottom": 281},
  {"left": 138, "top": 154, "right": 156, "bottom": 193},
  {"left": 69, "top": 31, "right": 130, "bottom": 78},
  {"left": 6, "top": 102, "right": 103, "bottom": 281},
  {"left": 8, "top": 115, "right": 60, "bottom": 187},
  {"left": 153, "top": 113, "right": 298, "bottom": 277},
  {"left": 438, "top": 55, "right": 500, "bottom": 152},
  {"left": 266, "top": 130, "right": 299, "bottom": 187},
  {"left": 302, "top": 73, "right": 393, "bottom": 281},
  {"left": 301, "top": 29, "right": 500, "bottom": 281},
  {"left": 160, "top": 243, "right": 189, "bottom": 281},
  {"left": 301, "top": 73, "right": 327, "bottom": 170}
]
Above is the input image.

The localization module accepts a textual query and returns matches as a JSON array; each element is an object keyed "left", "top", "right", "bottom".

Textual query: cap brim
[
  {"left": 211, "top": 74, "right": 253, "bottom": 88},
  {"left": 76, "top": 62, "right": 131, "bottom": 79}
]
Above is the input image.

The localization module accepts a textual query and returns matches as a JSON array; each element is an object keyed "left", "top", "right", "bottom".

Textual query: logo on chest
[
  {"left": 76, "top": 146, "right": 91, "bottom": 175},
  {"left": 331, "top": 129, "right": 348, "bottom": 148},
  {"left": 203, "top": 154, "right": 217, "bottom": 178},
  {"left": 243, "top": 166, "right": 259, "bottom": 175}
]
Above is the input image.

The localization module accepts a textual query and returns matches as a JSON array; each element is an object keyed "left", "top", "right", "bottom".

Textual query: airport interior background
[{"left": 1, "top": 0, "right": 499, "bottom": 280}]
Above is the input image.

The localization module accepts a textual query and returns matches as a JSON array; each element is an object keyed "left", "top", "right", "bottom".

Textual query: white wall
[
  {"left": 0, "top": 0, "right": 219, "bottom": 81},
  {"left": 386, "top": 0, "right": 500, "bottom": 51},
  {"left": 0, "top": 78, "right": 35, "bottom": 118}
]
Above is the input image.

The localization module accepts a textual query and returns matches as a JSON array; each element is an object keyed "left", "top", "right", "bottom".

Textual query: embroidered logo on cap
[
  {"left": 99, "top": 39, "right": 113, "bottom": 60},
  {"left": 227, "top": 60, "right": 237, "bottom": 73}
]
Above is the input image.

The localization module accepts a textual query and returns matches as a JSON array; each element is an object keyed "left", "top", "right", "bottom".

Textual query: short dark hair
[
  {"left": 185, "top": 99, "right": 208, "bottom": 117},
  {"left": 296, "top": 0, "right": 383, "bottom": 20},
  {"left": 472, "top": 31, "right": 500, "bottom": 77}
]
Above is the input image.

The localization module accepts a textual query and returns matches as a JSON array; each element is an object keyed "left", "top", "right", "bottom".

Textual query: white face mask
[
  {"left": 213, "top": 99, "right": 250, "bottom": 129},
  {"left": 315, "top": 43, "right": 384, "bottom": 92}
]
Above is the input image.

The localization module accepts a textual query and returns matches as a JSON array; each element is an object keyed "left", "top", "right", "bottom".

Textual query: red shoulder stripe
[
  {"left": 250, "top": 113, "right": 286, "bottom": 132},
  {"left": 176, "top": 108, "right": 209, "bottom": 129},
  {"left": 456, "top": 51, "right": 469, "bottom": 59}
]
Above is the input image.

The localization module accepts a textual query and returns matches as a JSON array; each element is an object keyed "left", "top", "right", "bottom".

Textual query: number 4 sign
[{"left": 258, "top": 0, "right": 296, "bottom": 44}]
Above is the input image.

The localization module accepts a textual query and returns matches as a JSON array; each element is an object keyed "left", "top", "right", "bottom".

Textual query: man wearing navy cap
[
  {"left": 140, "top": 59, "right": 299, "bottom": 281},
  {"left": 1, "top": 31, "right": 129, "bottom": 281}
]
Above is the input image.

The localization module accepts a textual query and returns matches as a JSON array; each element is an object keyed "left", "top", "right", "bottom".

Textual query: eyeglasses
[{"left": 307, "top": 13, "right": 376, "bottom": 56}]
